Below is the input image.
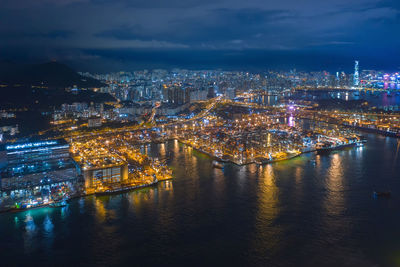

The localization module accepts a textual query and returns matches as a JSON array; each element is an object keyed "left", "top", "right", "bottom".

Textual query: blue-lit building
[
  {"left": 2, "top": 140, "right": 69, "bottom": 167},
  {"left": 0, "top": 139, "right": 80, "bottom": 202}
]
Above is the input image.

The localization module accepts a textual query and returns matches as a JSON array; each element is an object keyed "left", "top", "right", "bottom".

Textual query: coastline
[
  {"left": 300, "top": 117, "right": 400, "bottom": 138},
  {"left": 178, "top": 139, "right": 307, "bottom": 166},
  {"left": 0, "top": 176, "right": 173, "bottom": 214},
  {"left": 177, "top": 139, "right": 363, "bottom": 166},
  {"left": 0, "top": 138, "right": 359, "bottom": 213}
]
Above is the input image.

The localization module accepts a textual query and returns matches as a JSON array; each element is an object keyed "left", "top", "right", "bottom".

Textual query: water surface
[{"left": 1, "top": 136, "right": 400, "bottom": 266}]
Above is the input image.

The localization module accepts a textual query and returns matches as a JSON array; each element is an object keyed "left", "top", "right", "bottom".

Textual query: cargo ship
[
  {"left": 94, "top": 180, "right": 159, "bottom": 196},
  {"left": 316, "top": 141, "right": 358, "bottom": 154},
  {"left": 7, "top": 197, "right": 69, "bottom": 213}
]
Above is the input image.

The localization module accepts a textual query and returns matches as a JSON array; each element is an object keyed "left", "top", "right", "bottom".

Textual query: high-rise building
[
  {"left": 207, "top": 86, "right": 215, "bottom": 98},
  {"left": 190, "top": 88, "right": 208, "bottom": 102},
  {"left": 163, "top": 85, "right": 190, "bottom": 105},
  {"left": 354, "top": 60, "right": 360, "bottom": 86}
]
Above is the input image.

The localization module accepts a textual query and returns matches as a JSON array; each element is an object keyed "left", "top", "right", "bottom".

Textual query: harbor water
[{"left": 1, "top": 135, "right": 400, "bottom": 266}]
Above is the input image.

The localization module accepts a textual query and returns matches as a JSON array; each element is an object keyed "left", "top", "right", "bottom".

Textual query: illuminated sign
[{"left": 6, "top": 140, "right": 58, "bottom": 150}]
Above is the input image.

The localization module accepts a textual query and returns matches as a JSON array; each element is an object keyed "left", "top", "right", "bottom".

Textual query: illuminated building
[
  {"left": 0, "top": 139, "right": 79, "bottom": 196},
  {"left": 207, "top": 86, "right": 216, "bottom": 98},
  {"left": 88, "top": 117, "right": 102, "bottom": 128},
  {"left": 164, "top": 85, "right": 190, "bottom": 105},
  {"left": 70, "top": 140, "right": 129, "bottom": 190},
  {"left": 354, "top": 60, "right": 360, "bottom": 86},
  {"left": 82, "top": 164, "right": 128, "bottom": 189},
  {"left": 189, "top": 88, "right": 208, "bottom": 102}
]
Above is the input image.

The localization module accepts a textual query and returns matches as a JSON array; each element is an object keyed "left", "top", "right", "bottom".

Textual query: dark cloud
[
  {"left": 2, "top": 30, "right": 73, "bottom": 39},
  {"left": 95, "top": 8, "right": 290, "bottom": 46},
  {"left": 0, "top": 0, "right": 399, "bottom": 70},
  {"left": 91, "top": 0, "right": 214, "bottom": 9},
  {"left": 95, "top": 25, "right": 146, "bottom": 40}
]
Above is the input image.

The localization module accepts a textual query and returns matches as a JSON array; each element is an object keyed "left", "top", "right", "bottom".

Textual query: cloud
[
  {"left": 95, "top": 25, "right": 146, "bottom": 40},
  {"left": 308, "top": 41, "right": 355, "bottom": 47},
  {"left": 2, "top": 30, "right": 74, "bottom": 39},
  {"left": 0, "top": 0, "right": 89, "bottom": 9},
  {"left": 0, "top": 0, "right": 399, "bottom": 69}
]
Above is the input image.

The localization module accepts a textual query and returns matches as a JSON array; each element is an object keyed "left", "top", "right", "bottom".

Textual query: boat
[
  {"left": 50, "top": 200, "right": 68, "bottom": 208},
  {"left": 316, "top": 142, "right": 356, "bottom": 154},
  {"left": 9, "top": 203, "right": 50, "bottom": 212},
  {"left": 95, "top": 180, "right": 158, "bottom": 196},
  {"left": 212, "top": 160, "right": 224, "bottom": 169},
  {"left": 373, "top": 191, "right": 391, "bottom": 198}
]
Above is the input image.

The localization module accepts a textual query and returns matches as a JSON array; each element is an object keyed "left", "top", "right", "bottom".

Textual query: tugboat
[{"left": 212, "top": 160, "right": 224, "bottom": 169}]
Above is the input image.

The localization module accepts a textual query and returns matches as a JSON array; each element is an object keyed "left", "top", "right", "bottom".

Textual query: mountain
[
  {"left": 0, "top": 61, "right": 104, "bottom": 88},
  {"left": 0, "top": 84, "right": 115, "bottom": 110}
]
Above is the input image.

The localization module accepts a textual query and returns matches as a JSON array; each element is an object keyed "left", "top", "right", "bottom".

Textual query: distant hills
[
  {"left": 0, "top": 61, "right": 114, "bottom": 109},
  {"left": 0, "top": 84, "right": 115, "bottom": 110},
  {"left": 0, "top": 61, "right": 104, "bottom": 88}
]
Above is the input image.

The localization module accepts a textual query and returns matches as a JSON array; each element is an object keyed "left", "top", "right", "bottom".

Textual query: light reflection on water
[
  {"left": 24, "top": 213, "right": 36, "bottom": 234},
  {"left": 251, "top": 164, "right": 280, "bottom": 262},
  {"left": 1, "top": 135, "right": 400, "bottom": 266},
  {"left": 43, "top": 215, "right": 54, "bottom": 234},
  {"left": 95, "top": 198, "right": 106, "bottom": 222},
  {"left": 323, "top": 153, "right": 347, "bottom": 234},
  {"left": 291, "top": 90, "right": 400, "bottom": 107},
  {"left": 23, "top": 213, "right": 37, "bottom": 254},
  {"left": 43, "top": 215, "right": 54, "bottom": 250}
]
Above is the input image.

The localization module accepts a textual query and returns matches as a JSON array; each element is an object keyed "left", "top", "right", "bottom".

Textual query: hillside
[{"left": 0, "top": 61, "right": 104, "bottom": 88}]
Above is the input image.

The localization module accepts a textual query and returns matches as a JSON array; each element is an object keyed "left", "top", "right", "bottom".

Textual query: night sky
[{"left": 1, "top": 0, "right": 399, "bottom": 71}]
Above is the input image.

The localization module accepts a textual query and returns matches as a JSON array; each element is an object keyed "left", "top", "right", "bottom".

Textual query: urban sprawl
[{"left": 1, "top": 61, "right": 400, "bottom": 212}]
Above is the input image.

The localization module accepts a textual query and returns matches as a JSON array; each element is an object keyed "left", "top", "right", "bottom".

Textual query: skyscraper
[
  {"left": 164, "top": 85, "right": 190, "bottom": 105},
  {"left": 354, "top": 60, "right": 360, "bottom": 86}
]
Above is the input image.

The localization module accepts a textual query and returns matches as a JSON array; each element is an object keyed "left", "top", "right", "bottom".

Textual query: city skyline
[{"left": 1, "top": 0, "right": 400, "bottom": 266}]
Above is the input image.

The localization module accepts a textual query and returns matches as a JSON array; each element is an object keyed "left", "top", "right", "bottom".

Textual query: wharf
[
  {"left": 178, "top": 139, "right": 304, "bottom": 166},
  {"left": 1, "top": 177, "right": 173, "bottom": 213},
  {"left": 94, "top": 180, "right": 160, "bottom": 196}
]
